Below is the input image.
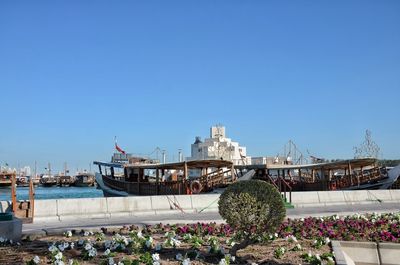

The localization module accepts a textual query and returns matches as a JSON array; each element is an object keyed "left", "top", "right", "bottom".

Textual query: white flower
[
  {"left": 49, "top": 245, "right": 58, "bottom": 253},
  {"left": 137, "top": 230, "right": 144, "bottom": 238},
  {"left": 152, "top": 253, "right": 160, "bottom": 261},
  {"left": 325, "top": 237, "right": 331, "bottom": 244},
  {"left": 32, "top": 255, "right": 40, "bottom": 264},
  {"left": 108, "top": 257, "right": 115, "bottom": 265},
  {"left": 54, "top": 261, "right": 65, "bottom": 265},
  {"left": 315, "top": 254, "right": 321, "bottom": 261},
  {"left": 88, "top": 248, "right": 97, "bottom": 257},
  {"left": 146, "top": 239, "right": 153, "bottom": 248},
  {"left": 285, "top": 235, "right": 297, "bottom": 242},
  {"left": 327, "top": 256, "right": 334, "bottom": 262},
  {"left": 68, "top": 260, "right": 75, "bottom": 265},
  {"left": 118, "top": 262, "right": 124, "bottom": 265},
  {"left": 176, "top": 253, "right": 183, "bottom": 261},
  {"left": 218, "top": 258, "right": 227, "bottom": 265},
  {"left": 153, "top": 262, "right": 160, "bottom": 265},
  {"left": 84, "top": 243, "right": 92, "bottom": 250},
  {"left": 55, "top": 251, "right": 63, "bottom": 260},
  {"left": 84, "top": 231, "right": 90, "bottom": 237},
  {"left": 274, "top": 233, "right": 278, "bottom": 238},
  {"left": 182, "top": 258, "right": 191, "bottom": 265},
  {"left": 58, "top": 243, "right": 65, "bottom": 252},
  {"left": 65, "top": 231, "right": 72, "bottom": 237},
  {"left": 104, "top": 249, "right": 111, "bottom": 256},
  {"left": 172, "top": 238, "right": 182, "bottom": 247},
  {"left": 69, "top": 242, "right": 74, "bottom": 249}
]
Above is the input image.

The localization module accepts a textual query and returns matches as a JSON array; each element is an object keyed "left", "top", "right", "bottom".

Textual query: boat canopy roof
[
  {"left": 93, "top": 159, "right": 233, "bottom": 170},
  {"left": 93, "top": 161, "right": 124, "bottom": 168},
  {"left": 125, "top": 159, "right": 233, "bottom": 170},
  {"left": 235, "top": 158, "right": 377, "bottom": 171}
]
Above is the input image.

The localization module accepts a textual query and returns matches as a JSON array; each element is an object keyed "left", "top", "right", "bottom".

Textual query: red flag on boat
[
  {"left": 115, "top": 144, "right": 126, "bottom": 154},
  {"left": 114, "top": 137, "right": 126, "bottom": 154}
]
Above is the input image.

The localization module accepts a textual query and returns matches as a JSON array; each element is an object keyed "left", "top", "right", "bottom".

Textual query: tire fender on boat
[{"left": 190, "top": 180, "right": 202, "bottom": 194}]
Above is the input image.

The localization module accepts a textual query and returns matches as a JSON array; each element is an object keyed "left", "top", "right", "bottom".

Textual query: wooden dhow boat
[
  {"left": 16, "top": 176, "right": 30, "bottom": 187},
  {"left": 58, "top": 175, "right": 75, "bottom": 187},
  {"left": 236, "top": 158, "right": 400, "bottom": 191},
  {"left": 40, "top": 174, "right": 58, "bottom": 187},
  {"left": 0, "top": 170, "right": 14, "bottom": 187},
  {"left": 93, "top": 160, "right": 236, "bottom": 197},
  {"left": 74, "top": 173, "right": 95, "bottom": 187}
]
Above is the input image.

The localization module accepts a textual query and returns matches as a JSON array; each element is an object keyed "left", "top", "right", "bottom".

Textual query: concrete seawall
[
  {"left": 34, "top": 194, "right": 220, "bottom": 222},
  {"left": 1, "top": 190, "right": 400, "bottom": 222}
]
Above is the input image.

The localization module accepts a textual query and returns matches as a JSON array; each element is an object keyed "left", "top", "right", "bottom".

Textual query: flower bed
[{"left": 0, "top": 212, "right": 399, "bottom": 265}]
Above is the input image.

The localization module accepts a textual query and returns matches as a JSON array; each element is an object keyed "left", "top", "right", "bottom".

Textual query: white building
[{"left": 187, "top": 125, "right": 251, "bottom": 165}]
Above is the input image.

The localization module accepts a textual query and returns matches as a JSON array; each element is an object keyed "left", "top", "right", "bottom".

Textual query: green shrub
[{"left": 218, "top": 180, "right": 286, "bottom": 255}]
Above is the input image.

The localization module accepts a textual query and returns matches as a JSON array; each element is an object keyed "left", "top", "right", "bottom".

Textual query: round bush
[{"left": 218, "top": 180, "right": 286, "bottom": 237}]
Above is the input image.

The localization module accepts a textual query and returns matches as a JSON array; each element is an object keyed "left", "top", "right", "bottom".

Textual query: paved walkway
[{"left": 23, "top": 202, "right": 400, "bottom": 235}]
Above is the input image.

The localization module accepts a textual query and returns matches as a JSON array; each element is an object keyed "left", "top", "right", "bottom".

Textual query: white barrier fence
[{"left": 1, "top": 190, "right": 400, "bottom": 222}]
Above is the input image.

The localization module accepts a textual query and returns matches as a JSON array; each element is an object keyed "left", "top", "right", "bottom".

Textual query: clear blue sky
[{"left": 1, "top": 1, "right": 399, "bottom": 173}]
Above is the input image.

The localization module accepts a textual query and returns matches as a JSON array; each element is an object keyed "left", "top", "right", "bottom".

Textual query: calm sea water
[{"left": 0, "top": 186, "right": 103, "bottom": 201}]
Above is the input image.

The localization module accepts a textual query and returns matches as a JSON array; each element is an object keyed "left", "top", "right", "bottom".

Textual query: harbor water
[{"left": 0, "top": 186, "right": 103, "bottom": 201}]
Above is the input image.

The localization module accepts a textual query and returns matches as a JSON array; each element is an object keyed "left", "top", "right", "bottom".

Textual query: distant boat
[
  {"left": 16, "top": 176, "right": 30, "bottom": 187},
  {"left": 40, "top": 163, "right": 58, "bottom": 187},
  {"left": 57, "top": 162, "right": 75, "bottom": 186},
  {"left": 58, "top": 175, "right": 75, "bottom": 187},
  {"left": 30, "top": 174, "right": 41, "bottom": 186},
  {"left": 74, "top": 173, "right": 95, "bottom": 187},
  {"left": 0, "top": 169, "right": 14, "bottom": 187},
  {"left": 40, "top": 174, "right": 58, "bottom": 187}
]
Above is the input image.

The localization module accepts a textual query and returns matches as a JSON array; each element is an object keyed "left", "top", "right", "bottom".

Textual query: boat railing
[
  {"left": 277, "top": 176, "right": 292, "bottom": 204},
  {"left": 329, "top": 167, "right": 386, "bottom": 189},
  {"left": 194, "top": 168, "right": 233, "bottom": 190},
  {"left": 263, "top": 174, "right": 292, "bottom": 203}
]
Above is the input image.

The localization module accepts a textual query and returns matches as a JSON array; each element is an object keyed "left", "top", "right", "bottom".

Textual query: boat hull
[
  {"left": 95, "top": 173, "right": 188, "bottom": 197},
  {"left": 0, "top": 182, "right": 12, "bottom": 187},
  {"left": 74, "top": 182, "right": 93, "bottom": 187},
  {"left": 41, "top": 182, "right": 58, "bottom": 187}
]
